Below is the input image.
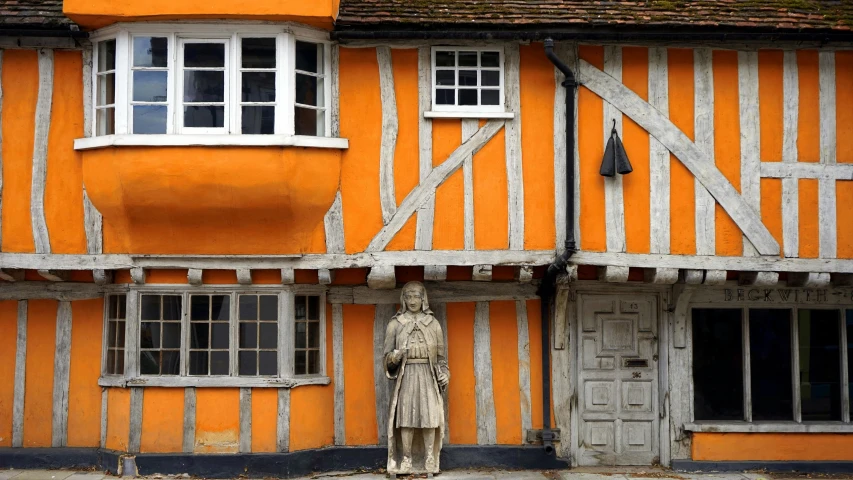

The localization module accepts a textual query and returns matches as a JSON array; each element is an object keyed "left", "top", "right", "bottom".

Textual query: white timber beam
[
  {"left": 644, "top": 268, "right": 679, "bottom": 284},
  {"left": 236, "top": 269, "right": 252, "bottom": 286},
  {"left": 367, "top": 265, "right": 396, "bottom": 290},
  {"left": 673, "top": 284, "right": 697, "bottom": 349},
  {"left": 280, "top": 267, "right": 295, "bottom": 285},
  {"left": 598, "top": 266, "right": 629, "bottom": 283},
  {"left": 788, "top": 272, "right": 831, "bottom": 288},
  {"left": 739, "top": 271, "right": 780, "bottom": 286},
  {"left": 93, "top": 270, "right": 112, "bottom": 286},
  {"left": 187, "top": 269, "right": 203, "bottom": 286},
  {"left": 516, "top": 266, "right": 534, "bottom": 283},
  {"left": 472, "top": 265, "right": 492, "bottom": 282},
  {"left": 37, "top": 270, "right": 69, "bottom": 282},
  {"left": 130, "top": 267, "right": 145, "bottom": 285},
  {"left": 424, "top": 265, "right": 447, "bottom": 281},
  {"left": 703, "top": 270, "right": 728, "bottom": 286},
  {"left": 318, "top": 269, "right": 334, "bottom": 286}
]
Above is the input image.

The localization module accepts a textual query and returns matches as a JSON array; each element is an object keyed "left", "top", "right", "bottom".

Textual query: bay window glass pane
[
  {"left": 184, "top": 43, "right": 225, "bottom": 68},
  {"left": 97, "top": 39, "right": 116, "bottom": 71},
  {"left": 133, "top": 37, "right": 168, "bottom": 68},
  {"left": 184, "top": 106, "right": 224, "bottom": 128},
  {"left": 242, "top": 106, "right": 274, "bottom": 135},
  {"left": 184, "top": 71, "right": 225, "bottom": 102},
  {"left": 435, "top": 51, "right": 455, "bottom": 67},
  {"left": 296, "top": 74, "right": 323, "bottom": 107},
  {"left": 692, "top": 308, "right": 744, "bottom": 420},
  {"left": 132, "top": 105, "right": 167, "bottom": 134},
  {"left": 749, "top": 309, "right": 793, "bottom": 420},
  {"left": 259, "top": 351, "right": 277, "bottom": 376},
  {"left": 847, "top": 310, "right": 852, "bottom": 415},
  {"left": 242, "top": 72, "right": 276, "bottom": 102},
  {"left": 242, "top": 38, "right": 276, "bottom": 68},
  {"left": 259, "top": 295, "right": 277, "bottom": 321},
  {"left": 295, "top": 41, "right": 322, "bottom": 73},
  {"left": 133, "top": 71, "right": 167, "bottom": 102},
  {"left": 294, "top": 107, "right": 324, "bottom": 136},
  {"left": 97, "top": 74, "right": 115, "bottom": 106},
  {"left": 96, "top": 108, "right": 115, "bottom": 136},
  {"left": 798, "top": 309, "right": 841, "bottom": 421}
]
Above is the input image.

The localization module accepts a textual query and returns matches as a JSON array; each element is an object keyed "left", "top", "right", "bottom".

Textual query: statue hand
[
  {"left": 437, "top": 372, "right": 449, "bottom": 388},
  {"left": 393, "top": 349, "right": 406, "bottom": 364}
]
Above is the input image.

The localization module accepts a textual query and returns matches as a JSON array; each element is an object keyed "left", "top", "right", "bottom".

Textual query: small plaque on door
[{"left": 623, "top": 358, "right": 648, "bottom": 368}]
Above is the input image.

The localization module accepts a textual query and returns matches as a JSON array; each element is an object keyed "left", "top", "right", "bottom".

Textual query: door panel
[{"left": 577, "top": 294, "right": 658, "bottom": 466}]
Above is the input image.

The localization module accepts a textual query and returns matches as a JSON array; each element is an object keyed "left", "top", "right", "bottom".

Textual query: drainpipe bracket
[{"left": 526, "top": 428, "right": 562, "bottom": 444}]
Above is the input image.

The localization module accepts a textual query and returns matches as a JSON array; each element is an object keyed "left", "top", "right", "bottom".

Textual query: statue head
[{"left": 400, "top": 281, "right": 430, "bottom": 314}]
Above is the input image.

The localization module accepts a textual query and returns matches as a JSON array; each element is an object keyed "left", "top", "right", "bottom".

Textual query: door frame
[{"left": 559, "top": 282, "right": 672, "bottom": 467}]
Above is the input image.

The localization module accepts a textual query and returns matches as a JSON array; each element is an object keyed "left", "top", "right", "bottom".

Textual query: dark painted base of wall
[
  {"left": 0, "top": 445, "right": 568, "bottom": 478},
  {"left": 673, "top": 460, "right": 853, "bottom": 473}
]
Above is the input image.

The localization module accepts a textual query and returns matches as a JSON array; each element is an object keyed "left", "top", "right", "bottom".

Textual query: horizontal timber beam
[{"left": 328, "top": 281, "right": 538, "bottom": 304}]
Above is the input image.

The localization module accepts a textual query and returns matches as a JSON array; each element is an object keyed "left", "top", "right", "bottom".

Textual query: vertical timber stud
[
  {"left": 239, "top": 388, "right": 252, "bottom": 453},
  {"left": 183, "top": 387, "right": 196, "bottom": 453},
  {"left": 431, "top": 302, "right": 450, "bottom": 444},
  {"left": 277, "top": 388, "right": 290, "bottom": 452},
  {"left": 52, "top": 301, "right": 72, "bottom": 447},
  {"left": 516, "top": 300, "right": 533, "bottom": 440},
  {"left": 552, "top": 284, "right": 573, "bottom": 460},
  {"left": 100, "top": 389, "right": 108, "bottom": 448},
  {"left": 332, "top": 303, "right": 345, "bottom": 445},
  {"left": 324, "top": 191, "right": 345, "bottom": 254},
  {"left": 82, "top": 45, "right": 105, "bottom": 277},
  {"left": 473, "top": 302, "right": 497, "bottom": 444},
  {"left": 128, "top": 388, "right": 143, "bottom": 453},
  {"left": 462, "top": 119, "right": 478, "bottom": 250},
  {"left": 504, "top": 43, "right": 524, "bottom": 250},
  {"left": 31, "top": 49, "right": 54, "bottom": 254},
  {"left": 739, "top": 51, "right": 761, "bottom": 256},
  {"left": 554, "top": 43, "right": 568, "bottom": 251},
  {"left": 603, "top": 46, "right": 626, "bottom": 254},
  {"left": 377, "top": 46, "right": 398, "bottom": 225},
  {"left": 649, "top": 47, "right": 670, "bottom": 254},
  {"left": 0, "top": 49, "right": 4, "bottom": 247},
  {"left": 782, "top": 50, "right": 800, "bottom": 257},
  {"left": 12, "top": 300, "right": 28, "bottom": 447},
  {"left": 819, "top": 51, "right": 837, "bottom": 259},
  {"left": 373, "top": 304, "right": 396, "bottom": 444},
  {"left": 416, "top": 46, "right": 435, "bottom": 250},
  {"left": 694, "top": 48, "right": 715, "bottom": 256}
]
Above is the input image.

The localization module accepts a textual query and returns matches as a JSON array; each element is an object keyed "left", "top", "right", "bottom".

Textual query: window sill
[
  {"left": 74, "top": 134, "right": 349, "bottom": 151},
  {"left": 423, "top": 111, "right": 515, "bottom": 119},
  {"left": 98, "top": 375, "right": 330, "bottom": 388},
  {"left": 685, "top": 422, "right": 853, "bottom": 433}
]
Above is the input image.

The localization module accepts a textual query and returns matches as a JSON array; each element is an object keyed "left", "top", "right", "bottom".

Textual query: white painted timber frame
[
  {"left": 429, "top": 46, "right": 506, "bottom": 116},
  {"left": 84, "top": 22, "right": 338, "bottom": 146},
  {"left": 99, "top": 284, "right": 328, "bottom": 388}
]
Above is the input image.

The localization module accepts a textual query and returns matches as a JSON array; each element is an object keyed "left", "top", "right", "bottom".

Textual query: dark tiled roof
[
  {"left": 336, "top": 0, "right": 853, "bottom": 33},
  {"left": 0, "top": 0, "right": 77, "bottom": 32}
]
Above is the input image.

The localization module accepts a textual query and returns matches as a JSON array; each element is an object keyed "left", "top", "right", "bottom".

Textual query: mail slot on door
[{"left": 623, "top": 358, "right": 649, "bottom": 368}]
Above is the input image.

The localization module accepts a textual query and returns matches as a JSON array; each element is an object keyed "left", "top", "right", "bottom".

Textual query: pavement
[{"left": 0, "top": 469, "right": 794, "bottom": 480}]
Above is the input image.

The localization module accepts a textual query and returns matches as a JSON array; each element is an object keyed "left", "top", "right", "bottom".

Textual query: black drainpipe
[{"left": 536, "top": 38, "right": 578, "bottom": 455}]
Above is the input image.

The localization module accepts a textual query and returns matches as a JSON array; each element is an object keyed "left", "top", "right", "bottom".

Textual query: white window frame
[
  {"left": 87, "top": 22, "right": 333, "bottom": 141},
  {"left": 430, "top": 46, "right": 506, "bottom": 115},
  {"left": 99, "top": 284, "right": 329, "bottom": 388}
]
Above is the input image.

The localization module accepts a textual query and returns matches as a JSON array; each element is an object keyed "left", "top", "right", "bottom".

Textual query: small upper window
[
  {"left": 92, "top": 25, "right": 332, "bottom": 137},
  {"left": 431, "top": 47, "right": 504, "bottom": 113}
]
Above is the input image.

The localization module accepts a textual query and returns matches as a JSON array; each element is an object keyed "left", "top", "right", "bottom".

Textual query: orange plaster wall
[
  {"left": 0, "top": 301, "right": 17, "bottom": 446},
  {"left": 386, "top": 49, "right": 419, "bottom": 252},
  {"left": 338, "top": 47, "right": 383, "bottom": 254},
  {"left": 693, "top": 433, "right": 853, "bottom": 461},
  {"left": 23, "top": 300, "right": 57, "bottom": 447},
  {"left": 67, "top": 299, "right": 104, "bottom": 447},
  {"left": 289, "top": 305, "right": 334, "bottom": 451},
  {"left": 194, "top": 388, "right": 240, "bottom": 453},
  {"left": 758, "top": 50, "right": 785, "bottom": 252},
  {"left": 45, "top": 50, "right": 87, "bottom": 254},
  {"left": 621, "top": 47, "right": 651, "bottom": 254},
  {"left": 489, "top": 301, "right": 521, "bottom": 445},
  {"left": 797, "top": 50, "right": 821, "bottom": 259},
  {"left": 668, "top": 48, "right": 696, "bottom": 256},
  {"left": 343, "top": 304, "right": 378, "bottom": 445},
  {"left": 799, "top": 178, "right": 819, "bottom": 258},
  {"left": 578, "top": 46, "right": 606, "bottom": 252},
  {"left": 712, "top": 50, "right": 742, "bottom": 257},
  {"left": 473, "top": 123, "right": 508, "bottom": 250},
  {"left": 839, "top": 180, "right": 853, "bottom": 259},
  {"left": 520, "top": 44, "right": 556, "bottom": 251},
  {"left": 106, "top": 387, "right": 130, "bottom": 451},
  {"left": 838, "top": 51, "right": 853, "bottom": 165},
  {"left": 140, "top": 388, "right": 184, "bottom": 453},
  {"left": 433, "top": 120, "right": 464, "bottom": 250},
  {"left": 1, "top": 50, "right": 38, "bottom": 253},
  {"left": 446, "top": 302, "right": 477, "bottom": 444},
  {"left": 251, "top": 389, "right": 278, "bottom": 452}
]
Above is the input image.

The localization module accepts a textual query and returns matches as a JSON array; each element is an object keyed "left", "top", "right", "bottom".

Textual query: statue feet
[
  {"left": 424, "top": 454, "right": 437, "bottom": 472},
  {"left": 400, "top": 456, "right": 412, "bottom": 473}
]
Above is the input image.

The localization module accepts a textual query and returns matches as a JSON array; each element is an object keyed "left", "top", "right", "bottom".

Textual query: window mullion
[
  {"left": 792, "top": 308, "right": 802, "bottom": 423},
  {"left": 323, "top": 42, "right": 332, "bottom": 137},
  {"left": 114, "top": 30, "right": 130, "bottom": 135},
  {"left": 278, "top": 34, "right": 292, "bottom": 136},
  {"left": 742, "top": 307, "right": 752, "bottom": 422},
  {"left": 280, "top": 290, "right": 295, "bottom": 377},
  {"left": 840, "top": 309, "right": 850, "bottom": 423},
  {"left": 231, "top": 33, "right": 239, "bottom": 135},
  {"left": 169, "top": 33, "right": 178, "bottom": 134},
  {"left": 180, "top": 291, "right": 189, "bottom": 376},
  {"left": 229, "top": 292, "right": 239, "bottom": 377},
  {"left": 125, "top": 290, "right": 140, "bottom": 377},
  {"left": 319, "top": 291, "right": 327, "bottom": 376}
]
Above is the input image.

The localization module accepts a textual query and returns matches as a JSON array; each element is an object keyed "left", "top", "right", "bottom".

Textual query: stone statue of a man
[{"left": 384, "top": 281, "right": 449, "bottom": 477}]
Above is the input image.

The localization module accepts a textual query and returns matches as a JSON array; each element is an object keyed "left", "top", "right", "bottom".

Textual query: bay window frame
[
  {"left": 429, "top": 45, "right": 507, "bottom": 115},
  {"left": 88, "top": 23, "right": 333, "bottom": 140}
]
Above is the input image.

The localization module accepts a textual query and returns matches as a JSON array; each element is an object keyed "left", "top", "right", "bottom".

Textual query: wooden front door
[{"left": 577, "top": 294, "right": 659, "bottom": 466}]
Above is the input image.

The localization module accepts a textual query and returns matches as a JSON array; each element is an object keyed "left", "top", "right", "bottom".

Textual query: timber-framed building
[{"left": 1, "top": 0, "right": 853, "bottom": 475}]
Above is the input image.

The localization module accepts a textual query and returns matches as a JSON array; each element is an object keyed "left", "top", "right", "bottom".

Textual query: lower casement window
[
  {"left": 692, "top": 307, "right": 853, "bottom": 423},
  {"left": 102, "top": 288, "right": 326, "bottom": 386}
]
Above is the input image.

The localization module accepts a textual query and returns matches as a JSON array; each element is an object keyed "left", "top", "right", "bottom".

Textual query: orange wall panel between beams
[
  {"left": 839, "top": 180, "right": 853, "bottom": 259},
  {"left": 578, "top": 46, "right": 606, "bottom": 252},
  {"left": 251, "top": 389, "right": 278, "bottom": 452},
  {"left": 0, "top": 301, "right": 17, "bottom": 446},
  {"left": 621, "top": 47, "right": 651, "bottom": 255},
  {"left": 797, "top": 51, "right": 821, "bottom": 164},
  {"left": 338, "top": 47, "right": 384, "bottom": 254},
  {"left": 343, "top": 304, "right": 378, "bottom": 445},
  {"left": 289, "top": 305, "right": 334, "bottom": 451},
  {"left": 473, "top": 122, "right": 508, "bottom": 250},
  {"left": 693, "top": 433, "right": 853, "bottom": 461},
  {"left": 194, "top": 388, "right": 240, "bottom": 453},
  {"left": 433, "top": 120, "right": 464, "bottom": 250},
  {"left": 67, "top": 299, "right": 104, "bottom": 447},
  {"left": 23, "top": 300, "right": 57, "bottom": 447},
  {"left": 63, "top": 0, "right": 338, "bottom": 30},
  {"left": 446, "top": 302, "right": 477, "bottom": 444},
  {"left": 668, "top": 48, "right": 696, "bottom": 256},
  {"left": 759, "top": 50, "right": 784, "bottom": 164},
  {"left": 519, "top": 44, "right": 556, "bottom": 251},
  {"left": 1, "top": 50, "right": 38, "bottom": 253},
  {"left": 82, "top": 147, "right": 340, "bottom": 255},
  {"left": 106, "top": 388, "right": 130, "bottom": 451},
  {"left": 140, "top": 388, "right": 184, "bottom": 453},
  {"left": 46, "top": 51, "right": 88, "bottom": 254},
  {"left": 386, "top": 49, "right": 419, "bottom": 252},
  {"left": 712, "top": 50, "right": 743, "bottom": 257},
  {"left": 489, "top": 301, "right": 521, "bottom": 445},
  {"left": 838, "top": 51, "right": 853, "bottom": 165}
]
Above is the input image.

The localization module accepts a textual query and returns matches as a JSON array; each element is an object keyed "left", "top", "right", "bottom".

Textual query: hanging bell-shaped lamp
[{"left": 599, "top": 119, "right": 633, "bottom": 177}]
